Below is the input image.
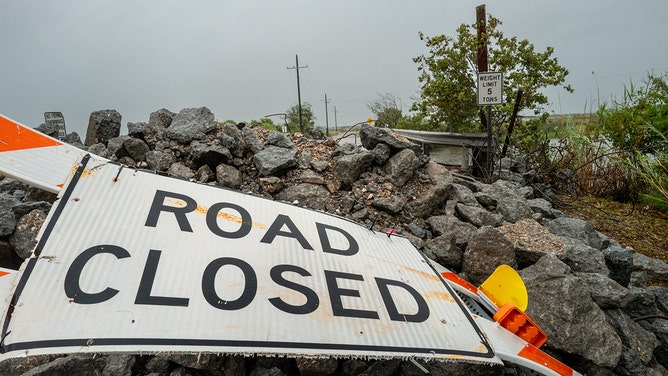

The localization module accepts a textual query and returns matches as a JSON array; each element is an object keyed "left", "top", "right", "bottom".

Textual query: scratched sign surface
[{"left": 0, "top": 155, "right": 499, "bottom": 364}]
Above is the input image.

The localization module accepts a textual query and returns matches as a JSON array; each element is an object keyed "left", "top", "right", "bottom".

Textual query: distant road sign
[
  {"left": 477, "top": 72, "right": 503, "bottom": 106},
  {"left": 44, "top": 112, "right": 67, "bottom": 139}
]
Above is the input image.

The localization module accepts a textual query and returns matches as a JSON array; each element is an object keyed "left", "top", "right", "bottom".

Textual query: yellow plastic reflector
[{"left": 478, "top": 265, "right": 528, "bottom": 312}]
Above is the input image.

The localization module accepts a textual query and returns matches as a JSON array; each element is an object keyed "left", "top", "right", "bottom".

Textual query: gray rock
[
  {"left": 424, "top": 235, "right": 462, "bottom": 270},
  {"left": 107, "top": 135, "right": 131, "bottom": 159},
  {"left": 426, "top": 215, "right": 477, "bottom": 248},
  {"left": 148, "top": 108, "right": 176, "bottom": 128},
  {"left": 254, "top": 146, "right": 298, "bottom": 176},
  {"left": 603, "top": 245, "right": 633, "bottom": 287},
  {"left": 497, "top": 218, "right": 565, "bottom": 267},
  {"left": 162, "top": 353, "right": 224, "bottom": 371},
  {"left": 558, "top": 236, "right": 609, "bottom": 274},
  {"left": 266, "top": 131, "right": 295, "bottom": 149},
  {"left": 167, "top": 107, "right": 217, "bottom": 143},
  {"left": 216, "top": 164, "right": 243, "bottom": 188},
  {"left": 332, "top": 151, "right": 375, "bottom": 188},
  {"left": 639, "top": 319, "right": 668, "bottom": 369},
  {"left": 448, "top": 183, "right": 479, "bottom": 206},
  {"left": 526, "top": 197, "right": 555, "bottom": 218},
  {"left": 624, "top": 287, "right": 661, "bottom": 319},
  {"left": 520, "top": 254, "right": 622, "bottom": 368},
  {"left": 144, "top": 356, "right": 172, "bottom": 373},
  {"left": 496, "top": 195, "right": 534, "bottom": 223},
  {"left": 190, "top": 140, "right": 233, "bottom": 168},
  {"left": 461, "top": 226, "right": 516, "bottom": 285},
  {"left": 545, "top": 217, "right": 603, "bottom": 250},
  {"left": 123, "top": 137, "right": 150, "bottom": 162},
  {"left": 357, "top": 359, "right": 400, "bottom": 376},
  {"left": 311, "top": 160, "right": 329, "bottom": 172},
  {"left": 473, "top": 191, "right": 496, "bottom": 209},
  {"left": 259, "top": 176, "right": 284, "bottom": 194},
  {"left": 633, "top": 252, "right": 668, "bottom": 281},
  {"left": 359, "top": 124, "right": 419, "bottom": 153},
  {"left": 648, "top": 286, "right": 668, "bottom": 314},
  {"left": 371, "top": 143, "right": 391, "bottom": 164},
  {"left": 296, "top": 357, "right": 339, "bottom": 376},
  {"left": 9, "top": 209, "right": 46, "bottom": 258},
  {"left": 0, "top": 355, "right": 54, "bottom": 376},
  {"left": 297, "top": 169, "right": 325, "bottom": 185},
  {"left": 383, "top": 148, "right": 419, "bottom": 187},
  {"left": 400, "top": 359, "right": 502, "bottom": 376},
  {"left": 0, "top": 203, "right": 16, "bottom": 237},
  {"left": 372, "top": 196, "right": 407, "bottom": 214},
  {"left": 21, "top": 354, "right": 107, "bottom": 376},
  {"left": 146, "top": 150, "right": 176, "bottom": 171},
  {"left": 574, "top": 272, "right": 633, "bottom": 309},
  {"left": 606, "top": 309, "right": 658, "bottom": 365},
  {"left": 85, "top": 109, "right": 122, "bottom": 146},
  {"left": 167, "top": 162, "right": 195, "bottom": 180},
  {"left": 455, "top": 203, "right": 503, "bottom": 227},
  {"left": 102, "top": 354, "right": 135, "bottom": 376},
  {"left": 405, "top": 179, "right": 452, "bottom": 218},
  {"left": 241, "top": 126, "right": 265, "bottom": 153},
  {"left": 274, "top": 183, "right": 331, "bottom": 211},
  {"left": 217, "top": 123, "right": 248, "bottom": 157},
  {"left": 197, "top": 164, "right": 215, "bottom": 183},
  {"left": 87, "top": 142, "right": 109, "bottom": 158}
]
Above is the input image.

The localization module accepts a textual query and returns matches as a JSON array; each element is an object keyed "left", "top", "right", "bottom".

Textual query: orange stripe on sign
[
  {"left": 518, "top": 344, "right": 573, "bottom": 376},
  {"left": 0, "top": 271, "right": 9, "bottom": 277},
  {"left": 0, "top": 115, "right": 62, "bottom": 152},
  {"left": 440, "top": 271, "right": 479, "bottom": 295}
]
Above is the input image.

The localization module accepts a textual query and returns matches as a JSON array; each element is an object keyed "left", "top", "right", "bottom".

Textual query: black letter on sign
[
  {"left": 375, "top": 278, "right": 429, "bottom": 323},
  {"left": 260, "top": 214, "right": 313, "bottom": 250},
  {"left": 206, "top": 202, "right": 252, "bottom": 239},
  {"left": 316, "top": 222, "right": 358, "bottom": 256},
  {"left": 144, "top": 190, "right": 197, "bottom": 232},
  {"left": 325, "top": 270, "right": 379, "bottom": 319},
  {"left": 269, "top": 264, "right": 319, "bottom": 315},
  {"left": 64, "top": 244, "right": 130, "bottom": 304},
  {"left": 202, "top": 257, "right": 257, "bottom": 310},
  {"left": 135, "top": 250, "right": 189, "bottom": 307}
]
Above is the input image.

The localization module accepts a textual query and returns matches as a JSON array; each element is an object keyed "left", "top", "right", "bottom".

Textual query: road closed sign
[
  {"left": 478, "top": 72, "right": 503, "bottom": 106},
  {"left": 0, "top": 155, "right": 500, "bottom": 365}
]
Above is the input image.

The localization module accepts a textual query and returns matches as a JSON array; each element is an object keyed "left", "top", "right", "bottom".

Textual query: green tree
[
  {"left": 598, "top": 73, "right": 668, "bottom": 152},
  {"left": 251, "top": 117, "right": 277, "bottom": 131},
  {"left": 412, "top": 15, "right": 572, "bottom": 132},
  {"left": 286, "top": 103, "right": 316, "bottom": 133},
  {"left": 367, "top": 93, "right": 403, "bottom": 128}
]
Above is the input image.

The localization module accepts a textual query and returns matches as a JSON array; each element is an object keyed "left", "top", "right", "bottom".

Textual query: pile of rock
[{"left": 0, "top": 107, "right": 667, "bottom": 375}]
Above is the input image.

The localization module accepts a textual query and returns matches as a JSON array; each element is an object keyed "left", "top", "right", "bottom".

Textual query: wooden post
[
  {"left": 476, "top": 5, "right": 493, "bottom": 182},
  {"left": 501, "top": 90, "right": 523, "bottom": 158}
]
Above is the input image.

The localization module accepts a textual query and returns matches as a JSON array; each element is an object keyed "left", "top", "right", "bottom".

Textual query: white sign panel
[
  {"left": 477, "top": 72, "right": 503, "bottom": 106},
  {"left": 0, "top": 155, "right": 499, "bottom": 364}
]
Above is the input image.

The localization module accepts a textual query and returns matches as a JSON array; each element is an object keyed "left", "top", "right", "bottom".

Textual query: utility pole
[
  {"left": 323, "top": 93, "right": 331, "bottom": 137},
  {"left": 334, "top": 106, "right": 338, "bottom": 132},
  {"left": 287, "top": 54, "right": 308, "bottom": 132},
  {"left": 476, "top": 4, "right": 493, "bottom": 182}
]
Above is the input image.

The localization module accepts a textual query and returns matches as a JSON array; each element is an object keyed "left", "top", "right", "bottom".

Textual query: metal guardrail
[{"left": 389, "top": 128, "right": 496, "bottom": 148}]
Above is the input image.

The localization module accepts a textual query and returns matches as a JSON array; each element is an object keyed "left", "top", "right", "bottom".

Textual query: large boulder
[
  {"left": 383, "top": 149, "right": 419, "bottom": 187},
  {"left": 166, "top": 107, "right": 217, "bottom": 143},
  {"left": 84, "top": 109, "right": 121, "bottom": 146},
  {"left": 461, "top": 226, "right": 516, "bottom": 285},
  {"left": 254, "top": 146, "right": 298, "bottom": 176},
  {"left": 520, "top": 254, "right": 622, "bottom": 368}
]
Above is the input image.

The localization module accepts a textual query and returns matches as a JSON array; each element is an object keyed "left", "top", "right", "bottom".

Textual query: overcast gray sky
[{"left": 1, "top": 1, "right": 666, "bottom": 137}]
